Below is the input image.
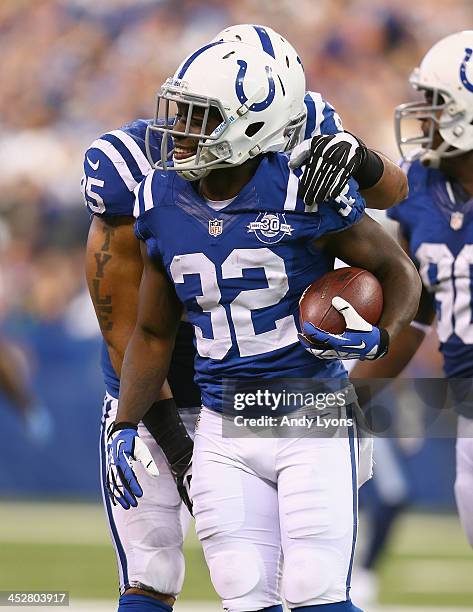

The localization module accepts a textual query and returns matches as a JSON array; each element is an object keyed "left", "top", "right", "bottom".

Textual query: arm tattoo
[
  {"left": 93, "top": 225, "right": 115, "bottom": 331},
  {"left": 101, "top": 225, "right": 114, "bottom": 251},
  {"left": 95, "top": 253, "right": 112, "bottom": 278}
]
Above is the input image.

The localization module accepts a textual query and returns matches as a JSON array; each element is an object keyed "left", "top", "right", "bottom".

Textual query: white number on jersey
[
  {"left": 416, "top": 243, "right": 473, "bottom": 343},
  {"left": 170, "top": 253, "right": 232, "bottom": 360},
  {"left": 81, "top": 175, "right": 106, "bottom": 214},
  {"left": 170, "top": 248, "right": 299, "bottom": 359}
]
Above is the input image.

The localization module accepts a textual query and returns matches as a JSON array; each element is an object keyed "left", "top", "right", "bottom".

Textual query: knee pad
[
  {"left": 283, "top": 547, "right": 338, "bottom": 606},
  {"left": 208, "top": 547, "right": 261, "bottom": 601},
  {"left": 133, "top": 547, "right": 185, "bottom": 597}
]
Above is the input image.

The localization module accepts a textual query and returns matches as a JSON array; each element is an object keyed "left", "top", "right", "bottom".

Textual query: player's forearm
[
  {"left": 360, "top": 153, "right": 408, "bottom": 210},
  {"left": 116, "top": 328, "right": 175, "bottom": 425},
  {"left": 102, "top": 329, "right": 135, "bottom": 378},
  {"left": 376, "top": 258, "right": 422, "bottom": 341},
  {"left": 351, "top": 323, "right": 425, "bottom": 379}
]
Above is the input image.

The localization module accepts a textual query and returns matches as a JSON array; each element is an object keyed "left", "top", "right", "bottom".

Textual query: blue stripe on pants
[{"left": 99, "top": 396, "right": 130, "bottom": 590}]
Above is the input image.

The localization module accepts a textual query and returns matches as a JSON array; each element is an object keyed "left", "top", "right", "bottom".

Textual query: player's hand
[
  {"left": 170, "top": 448, "right": 193, "bottom": 516},
  {"left": 289, "top": 132, "right": 367, "bottom": 206},
  {"left": 176, "top": 464, "right": 193, "bottom": 516},
  {"left": 106, "top": 422, "right": 159, "bottom": 510},
  {"left": 298, "top": 296, "right": 389, "bottom": 360}
]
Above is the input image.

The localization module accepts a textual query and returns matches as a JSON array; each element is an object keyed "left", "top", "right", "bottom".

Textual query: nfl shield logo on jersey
[{"left": 209, "top": 219, "right": 223, "bottom": 236}]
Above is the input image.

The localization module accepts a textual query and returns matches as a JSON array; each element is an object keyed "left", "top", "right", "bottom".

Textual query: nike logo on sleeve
[{"left": 87, "top": 156, "right": 100, "bottom": 171}]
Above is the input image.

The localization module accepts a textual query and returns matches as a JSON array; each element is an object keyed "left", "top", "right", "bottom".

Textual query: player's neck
[
  {"left": 198, "top": 157, "right": 261, "bottom": 201},
  {"left": 441, "top": 153, "right": 473, "bottom": 196}
]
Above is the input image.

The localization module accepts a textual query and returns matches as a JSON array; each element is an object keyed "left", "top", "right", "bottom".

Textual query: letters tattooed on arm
[
  {"left": 85, "top": 216, "right": 143, "bottom": 375},
  {"left": 92, "top": 225, "right": 114, "bottom": 330}
]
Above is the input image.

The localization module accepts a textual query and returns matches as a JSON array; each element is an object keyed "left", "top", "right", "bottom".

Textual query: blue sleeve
[
  {"left": 82, "top": 130, "right": 152, "bottom": 217},
  {"left": 134, "top": 216, "right": 152, "bottom": 242},
  {"left": 386, "top": 198, "right": 412, "bottom": 239},
  {"left": 314, "top": 178, "right": 365, "bottom": 238},
  {"left": 133, "top": 175, "right": 153, "bottom": 241},
  {"left": 133, "top": 171, "right": 166, "bottom": 256},
  {"left": 303, "top": 91, "right": 344, "bottom": 139},
  {"left": 386, "top": 203, "right": 401, "bottom": 222}
]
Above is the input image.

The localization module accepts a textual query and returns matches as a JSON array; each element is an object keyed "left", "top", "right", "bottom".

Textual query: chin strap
[
  {"left": 173, "top": 155, "right": 212, "bottom": 181},
  {"left": 419, "top": 150, "right": 441, "bottom": 168},
  {"left": 419, "top": 145, "right": 447, "bottom": 168}
]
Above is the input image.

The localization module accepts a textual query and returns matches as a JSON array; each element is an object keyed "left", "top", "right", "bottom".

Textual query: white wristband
[{"left": 410, "top": 320, "right": 432, "bottom": 335}]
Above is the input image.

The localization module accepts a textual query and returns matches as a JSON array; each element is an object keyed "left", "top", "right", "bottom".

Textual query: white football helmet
[
  {"left": 146, "top": 40, "right": 306, "bottom": 180},
  {"left": 212, "top": 24, "right": 306, "bottom": 151},
  {"left": 395, "top": 31, "right": 473, "bottom": 166}
]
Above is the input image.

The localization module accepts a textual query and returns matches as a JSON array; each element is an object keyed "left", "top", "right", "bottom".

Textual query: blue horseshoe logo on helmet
[
  {"left": 460, "top": 47, "right": 473, "bottom": 92},
  {"left": 235, "top": 60, "right": 275, "bottom": 111}
]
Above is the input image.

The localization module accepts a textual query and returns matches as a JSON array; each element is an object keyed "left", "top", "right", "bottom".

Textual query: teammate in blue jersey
[
  {"left": 84, "top": 118, "right": 199, "bottom": 611},
  {"left": 352, "top": 31, "right": 473, "bottom": 548},
  {"left": 84, "top": 24, "right": 408, "bottom": 612},
  {"left": 106, "top": 37, "right": 420, "bottom": 612}
]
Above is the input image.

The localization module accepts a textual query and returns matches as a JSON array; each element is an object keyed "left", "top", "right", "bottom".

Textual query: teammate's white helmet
[
  {"left": 212, "top": 24, "right": 306, "bottom": 151},
  {"left": 146, "top": 40, "right": 306, "bottom": 180},
  {"left": 395, "top": 31, "right": 473, "bottom": 166}
]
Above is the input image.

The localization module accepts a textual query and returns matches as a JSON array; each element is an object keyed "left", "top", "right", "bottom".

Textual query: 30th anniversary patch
[{"left": 247, "top": 212, "right": 293, "bottom": 244}]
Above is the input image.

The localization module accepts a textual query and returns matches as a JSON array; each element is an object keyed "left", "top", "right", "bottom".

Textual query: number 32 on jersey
[{"left": 170, "top": 248, "right": 299, "bottom": 359}]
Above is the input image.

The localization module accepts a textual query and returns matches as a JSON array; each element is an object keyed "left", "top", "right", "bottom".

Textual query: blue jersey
[
  {"left": 387, "top": 160, "right": 473, "bottom": 378},
  {"left": 82, "top": 92, "right": 344, "bottom": 399},
  {"left": 134, "top": 153, "right": 365, "bottom": 410}
]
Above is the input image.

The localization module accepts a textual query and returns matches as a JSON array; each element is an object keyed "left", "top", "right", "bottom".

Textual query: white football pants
[
  {"left": 99, "top": 393, "right": 197, "bottom": 596},
  {"left": 191, "top": 406, "right": 362, "bottom": 611},
  {"left": 455, "top": 415, "right": 473, "bottom": 547}
]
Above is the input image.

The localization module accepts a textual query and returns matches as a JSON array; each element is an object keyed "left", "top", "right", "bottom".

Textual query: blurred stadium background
[{"left": 0, "top": 0, "right": 472, "bottom": 610}]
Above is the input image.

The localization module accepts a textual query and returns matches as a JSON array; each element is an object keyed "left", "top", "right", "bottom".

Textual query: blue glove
[
  {"left": 299, "top": 296, "right": 389, "bottom": 360},
  {"left": 106, "top": 422, "right": 159, "bottom": 510}
]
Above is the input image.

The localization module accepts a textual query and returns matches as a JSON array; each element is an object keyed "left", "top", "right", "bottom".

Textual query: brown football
[{"left": 299, "top": 267, "right": 383, "bottom": 335}]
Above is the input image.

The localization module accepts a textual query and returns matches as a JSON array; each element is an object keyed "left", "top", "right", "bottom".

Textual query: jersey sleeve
[
  {"left": 303, "top": 91, "right": 344, "bottom": 139},
  {"left": 82, "top": 129, "right": 152, "bottom": 217},
  {"left": 276, "top": 153, "right": 365, "bottom": 229},
  {"left": 313, "top": 178, "right": 365, "bottom": 238},
  {"left": 133, "top": 173, "right": 154, "bottom": 241},
  {"left": 133, "top": 170, "right": 168, "bottom": 262}
]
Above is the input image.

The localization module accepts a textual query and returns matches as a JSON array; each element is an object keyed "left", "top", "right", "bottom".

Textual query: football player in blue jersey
[
  {"left": 105, "top": 38, "right": 420, "bottom": 612},
  {"left": 84, "top": 126, "right": 198, "bottom": 610},
  {"left": 84, "top": 24, "right": 409, "bottom": 612},
  {"left": 352, "top": 31, "right": 473, "bottom": 548}
]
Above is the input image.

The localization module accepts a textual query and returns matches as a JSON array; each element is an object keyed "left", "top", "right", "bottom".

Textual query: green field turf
[{"left": 0, "top": 502, "right": 472, "bottom": 608}]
